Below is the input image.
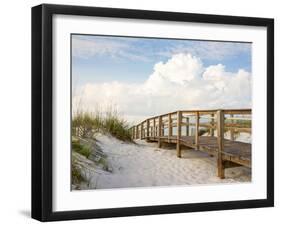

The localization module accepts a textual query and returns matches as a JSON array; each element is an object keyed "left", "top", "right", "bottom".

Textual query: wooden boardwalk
[{"left": 131, "top": 109, "right": 251, "bottom": 179}]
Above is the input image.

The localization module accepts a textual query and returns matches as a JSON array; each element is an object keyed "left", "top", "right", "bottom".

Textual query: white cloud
[
  {"left": 73, "top": 53, "right": 251, "bottom": 124},
  {"left": 146, "top": 53, "right": 203, "bottom": 86}
]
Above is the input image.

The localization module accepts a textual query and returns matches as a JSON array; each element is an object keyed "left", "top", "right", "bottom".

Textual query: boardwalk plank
[{"left": 145, "top": 135, "right": 251, "bottom": 168}]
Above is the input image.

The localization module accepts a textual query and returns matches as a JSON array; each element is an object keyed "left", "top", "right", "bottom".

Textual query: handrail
[
  {"left": 131, "top": 109, "right": 251, "bottom": 146},
  {"left": 131, "top": 109, "right": 251, "bottom": 137},
  {"left": 135, "top": 109, "right": 251, "bottom": 126}
]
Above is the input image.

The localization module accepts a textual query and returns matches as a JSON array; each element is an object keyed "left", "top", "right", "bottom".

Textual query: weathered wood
[
  {"left": 217, "top": 110, "right": 225, "bottom": 179},
  {"left": 180, "top": 122, "right": 215, "bottom": 128},
  {"left": 136, "top": 109, "right": 251, "bottom": 127},
  {"left": 186, "top": 117, "right": 189, "bottom": 136},
  {"left": 131, "top": 108, "right": 252, "bottom": 178},
  {"left": 226, "top": 117, "right": 251, "bottom": 121},
  {"left": 210, "top": 113, "right": 214, "bottom": 136},
  {"left": 162, "top": 121, "right": 165, "bottom": 137},
  {"left": 142, "top": 135, "right": 251, "bottom": 168},
  {"left": 182, "top": 109, "right": 251, "bottom": 115},
  {"left": 181, "top": 110, "right": 215, "bottom": 114},
  {"left": 158, "top": 116, "right": 162, "bottom": 148},
  {"left": 224, "top": 123, "right": 251, "bottom": 128},
  {"left": 177, "top": 111, "right": 182, "bottom": 158},
  {"left": 224, "top": 110, "right": 251, "bottom": 115},
  {"left": 146, "top": 119, "right": 150, "bottom": 139},
  {"left": 199, "top": 115, "right": 216, "bottom": 119},
  {"left": 230, "top": 114, "right": 234, "bottom": 141},
  {"left": 168, "top": 113, "right": 172, "bottom": 142},
  {"left": 153, "top": 118, "right": 156, "bottom": 138},
  {"left": 141, "top": 123, "right": 143, "bottom": 139},
  {"left": 195, "top": 111, "right": 199, "bottom": 149}
]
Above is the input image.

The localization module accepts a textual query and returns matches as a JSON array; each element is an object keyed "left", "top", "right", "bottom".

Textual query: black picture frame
[{"left": 32, "top": 4, "right": 274, "bottom": 222}]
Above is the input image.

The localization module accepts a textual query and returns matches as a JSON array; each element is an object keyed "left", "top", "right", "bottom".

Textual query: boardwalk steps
[{"left": 131, "top": 109, "right": 251, "bottom": 179}]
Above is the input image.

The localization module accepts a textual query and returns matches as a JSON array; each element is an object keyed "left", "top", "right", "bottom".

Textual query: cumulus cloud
[{"left": 73, "top": 53, "right": 251, "bottom": 124}]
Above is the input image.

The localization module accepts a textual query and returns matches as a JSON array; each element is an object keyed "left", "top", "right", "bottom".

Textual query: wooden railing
[
  {"left": 131, "top": 109, "right": 251, "bottom": 140},
  {"left": 131, "top": 109, "right": 251, "bottom": 178}
]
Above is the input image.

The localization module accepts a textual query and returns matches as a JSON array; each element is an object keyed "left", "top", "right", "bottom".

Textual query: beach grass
[
  {"left": 71, "top": 157, "right": 85, "bottom": 185},
  {"left": 72, "top": 108, "right": 132, "bottom": 142}
]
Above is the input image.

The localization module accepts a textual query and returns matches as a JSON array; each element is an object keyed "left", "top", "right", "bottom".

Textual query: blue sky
[{"left": 72, "top": 35, "right": 251, "bottom": 87}]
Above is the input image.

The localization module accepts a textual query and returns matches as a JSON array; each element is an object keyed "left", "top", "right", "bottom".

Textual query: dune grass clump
[
  {"left": 72, "top": 108, "right": 132, "bottom": 142},
  {"left": 72, "top": 111, "right": 103, "bottom": 138},
  {"left": 71, "top": 158, "right": 85, "bottom": 185},
  {"left": 102, "top": 111, "right": 132, "bottom": 141}
]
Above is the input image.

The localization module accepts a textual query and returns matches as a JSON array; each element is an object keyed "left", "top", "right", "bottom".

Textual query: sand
[{"left": 74, "top": 133, "right": 251, "bottom": 190}]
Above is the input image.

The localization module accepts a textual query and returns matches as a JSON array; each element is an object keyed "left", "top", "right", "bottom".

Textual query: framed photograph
[{"left": 32, "top": 4, "right": 274, "bottom": 221}]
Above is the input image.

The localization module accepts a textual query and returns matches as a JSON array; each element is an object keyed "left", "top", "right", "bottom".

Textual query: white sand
[{"left": 75, "top": 134, "right": 251, "bottom": 190}]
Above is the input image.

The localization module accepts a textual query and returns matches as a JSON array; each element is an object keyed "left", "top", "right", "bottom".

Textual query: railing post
[
  {"left": 162, "top": 121, "right": 164, "bottom": 137},
  {"left": 177, "top": 111, "right": 182, "bottom": 158},
  {"left": 186, "top": 117, "right": 189, "bottom": 136},
  {"left": 141, "top": 123, "right": 143, "bottom": 139},
  {"left": 217, "top": 110, "right": 225, "bottom": 179},
  {"left": 132, "top": 126, "right": 135, "bottom": 140},
  {"left": 146, "top": 119, "right": 150, "bottom": 140},
  {"left": 158, "top": 116, "right": 162, "bottom": 148},
  {"left": 153, "top": 118, "right": 156, "bottom": 139},
  {"left": 230, "top": 114, "right": 234, "bottom": 141},
  {"left": 195, "top": 111, "right": 199, "bottom": 149},
  {"left": 210, "top": 113, "right": 214, "bottom": 136},
  {"left": 168, "top": 113, "right": 172, "bottom": 142}
]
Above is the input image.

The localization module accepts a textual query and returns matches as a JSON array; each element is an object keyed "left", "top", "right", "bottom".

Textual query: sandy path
[{"left": 83, "top": 134, "right": 251, "bottom": 189}]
